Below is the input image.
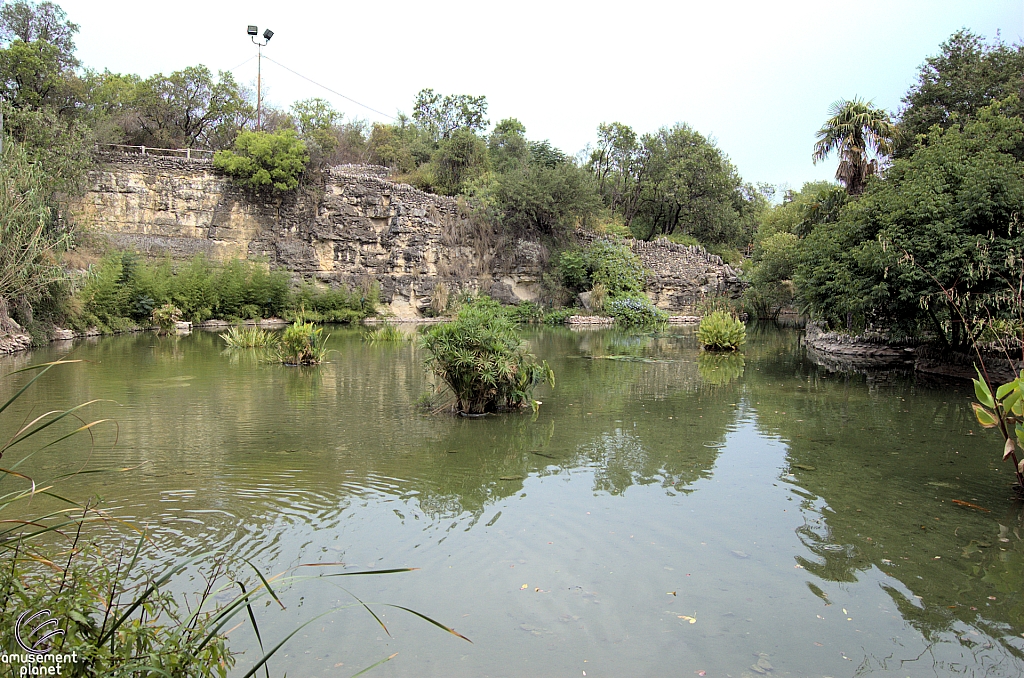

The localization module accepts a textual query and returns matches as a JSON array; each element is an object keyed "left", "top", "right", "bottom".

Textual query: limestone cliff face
[{"left": 72, "top": 153, "right": 742, "bottom": 316}]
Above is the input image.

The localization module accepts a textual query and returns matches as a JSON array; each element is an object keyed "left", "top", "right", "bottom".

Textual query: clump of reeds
[
  {"left": 271, "top": 321, "right": 329, "bottom": 365},
  {"left": 365, "top": 322, "right": 405, "bottom": 343},
  {"left": 220, "top": 325, "right": 280, "bottom": 348}
]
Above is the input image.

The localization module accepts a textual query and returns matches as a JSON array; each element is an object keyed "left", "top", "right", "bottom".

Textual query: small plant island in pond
[{"left": 421, "top": 297, "right": 553, "bottom": 415}]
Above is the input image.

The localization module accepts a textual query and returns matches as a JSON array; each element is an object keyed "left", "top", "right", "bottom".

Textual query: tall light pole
[{"left": 247, "top": 25, "right": 274, "bottom": 131}]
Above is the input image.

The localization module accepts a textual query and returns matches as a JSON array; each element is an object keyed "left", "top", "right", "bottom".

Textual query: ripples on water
[{"left": 2, "top": 327, "right": 1024, "bottom": 677}]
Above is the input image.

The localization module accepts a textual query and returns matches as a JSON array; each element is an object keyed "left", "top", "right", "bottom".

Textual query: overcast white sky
[{"left": 57, "top": 0, "right": 1023, "bottom": 192}]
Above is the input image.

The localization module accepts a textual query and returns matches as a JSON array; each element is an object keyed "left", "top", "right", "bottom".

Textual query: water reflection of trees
[
  {"left": 411, "top": 328, "right": 738, "bottom": 511},
  {"left": 4, "top": 326, "right": 742, "bottom": 561},
  {"left": 743, "top": 328, "right": 1024, "bottom": 662}
]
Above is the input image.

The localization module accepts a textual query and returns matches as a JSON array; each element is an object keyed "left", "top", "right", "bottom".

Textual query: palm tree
[{"left": 812, "top": 98, "right": 897, "bottom": 195}]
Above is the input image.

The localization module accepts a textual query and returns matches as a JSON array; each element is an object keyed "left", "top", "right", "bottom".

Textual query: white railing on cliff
[{"left": 96, "top": 143, "right": 214, "bottom": 159}]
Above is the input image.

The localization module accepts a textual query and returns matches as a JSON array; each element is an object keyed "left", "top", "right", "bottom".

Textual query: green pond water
[{"left": 2, "top": 326, "right": 1024, "bottom": 677}]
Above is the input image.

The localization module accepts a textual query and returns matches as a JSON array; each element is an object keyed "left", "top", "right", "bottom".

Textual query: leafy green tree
[
  {"left": 0, "top": 1, "right": 82, "bottom": 115},
  {"left": 588, "top": 121, "right": 641, "bottom": 211},
  {"left": 433, "top": 127, "right": 487, "bottom": 195},
  {"left": 128, "top": 66, "right": 252, "bottom": 149},
  {"left": 492, "top": 161, "right": 599, "bottom": 236},
  {"left": 742, "top": 182, "right": 845, "bottom": 320},
  {"left": 80, "top": 68, "right": 142, "bottom": 143},
  {"left": 291, "top": 97, "right": 340, "bottom": 165},
  {"left": 528, "top": 139, "right": 571, "bottom": 168},
  {"left": 412, "top": 88, "right": 488, "bottom": 141},
  {"left": 813, "top": 97, "right": 897, "bottom": 195},
  {"left": 629, "top": 123, "right": 754, "bottom": 246},
  {"left": 1, "top": 104, "right": 91, "bottom": 196},
  {"left": 795, "top": 100, "right": 1024, "bottom": 348},
  {"left": 0, "top": 0, "right": 77, "bottom": 66},
  {"left": 0, "top": 37, "right": 78, "bottom": 110},
  {"left": 214, "top": 129, "right": 309, "bottom": 193},
  {"left": 796, "top": 183, "right": 848, "bottom": 236},
  {"left": 367, "top": 117, "right": 431, "bottom": 172},
  {"left": 898, "top": 30, "right": 1024, "bottom": 157},
  {"left": 0, "top": 0, "right": 80, "bottom": 112},
  {"left": 487, "top": 118, "right": 529, "bottom": 172}
]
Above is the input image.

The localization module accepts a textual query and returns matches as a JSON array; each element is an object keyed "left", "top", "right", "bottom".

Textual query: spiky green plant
[
  {"left": 275, "top": 321, "right": 328, "bottom": 365},
  {"left": 420, "top": 297, "right": 554, "bottom": 414},
  {"left": 697, "top": 310, "right": 746, "bottom": 351},
  {"left": 220, "top": 325, "right": 279, "bottom": 348}
]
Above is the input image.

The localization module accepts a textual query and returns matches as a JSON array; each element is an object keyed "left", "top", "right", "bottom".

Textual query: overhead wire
[
  {"left": 260, "top": 55, "right": 396, "bottom": 121},
  {"left": 223, "top": 55, "right": 257, "bottom": 73}
]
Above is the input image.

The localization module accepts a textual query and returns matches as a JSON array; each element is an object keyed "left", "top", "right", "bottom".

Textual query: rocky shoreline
[
  {"left": 0, "top": 317, "right": 298, "bottom": 356},
  {"left": 803, "top": 322, "right": 1023, "bottom": 382}
]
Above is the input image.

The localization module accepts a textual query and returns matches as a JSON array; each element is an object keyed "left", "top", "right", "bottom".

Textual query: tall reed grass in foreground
[{"left": 0, "top": 361, "right": 469, "bottom": 676}]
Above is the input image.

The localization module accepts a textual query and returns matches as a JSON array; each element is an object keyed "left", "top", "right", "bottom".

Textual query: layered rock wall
[{"left": 71, "top": 154, "right": 743, "bottom": 316}]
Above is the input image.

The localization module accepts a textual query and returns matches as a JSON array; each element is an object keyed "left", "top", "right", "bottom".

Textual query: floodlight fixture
[{"left": 246, "top": 26, "right": 275, "bottom": 130}]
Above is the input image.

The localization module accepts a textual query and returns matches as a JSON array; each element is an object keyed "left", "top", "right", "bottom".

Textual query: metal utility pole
[{"left": 247, "top": 25, "right": 274, "bottom": 130}]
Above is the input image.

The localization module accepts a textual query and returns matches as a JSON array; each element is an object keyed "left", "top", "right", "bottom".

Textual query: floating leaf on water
[
  {"left": 807, "top": 582, "right": 830, "bottom": 605},
  {"left": 518, "top": 623, "right": 551, "bottom": 636},
  {"left": 677, "top": 615, "right": 696, "bottom": 624},
  {"left": 951, "top": 499, "right": 990, "bottom": 512},
  {"left": 520, "top": 584, "right": 528, "bottom": 589}
]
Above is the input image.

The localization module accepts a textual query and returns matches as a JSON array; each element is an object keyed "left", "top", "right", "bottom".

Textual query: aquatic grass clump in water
[
  {"left": 150, "top": 302, "right": 182, "bottom": 335},
  {"left": 421, "top": 296, "right": 553, "bottom": 414},
  {"left": 273, "top": 321, "right": 329, "bottom": 365},
  {"left": 697, "top": 310, "right": 746, "bottom": 350},
  {"left": 365, "top": 322, "right": 405, "bottom": 343},
  {"left": 219, "top": 325, "right": 280, "bottom": 348}
]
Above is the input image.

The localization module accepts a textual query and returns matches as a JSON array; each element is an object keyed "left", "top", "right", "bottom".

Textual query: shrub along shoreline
[{"left": 6, "top": 251, "right": 380, "bottom": 349}]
